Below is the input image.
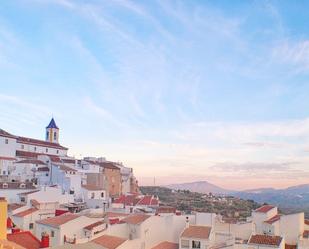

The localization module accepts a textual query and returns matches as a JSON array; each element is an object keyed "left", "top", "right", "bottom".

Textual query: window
[
  {"left": 181, "top": 240, "right": 189, "bottom": 248},
  {"left": 91, "top": 192, "right": 95, "bottom": 199},
  {"left": 21, "top": 145, "right": 24, "bottom": 149},
  {"left": 56, "top": 150, "right": 59, "bottom": 154},
  {"left": 34, "top": 147, "right": 37, "bottom": 152},
  {"left": 29, "top": 223, "right": 34, "bottom": 229},
  {"left": 5, "top": 139, "right": 8, "bottom": 144},
  {"left": 54, "top": 132, "right": 57, "bottom": 140},
  {"left": 192, "top": 240, "right": 201, "bottom": 249},
  {"left": 101, "top": 192, "right": 104, "bottom": 198},
  {"left": 51, "top": 230, "right": 55, "bottom": 237},
  {"left": 3, "top": 183, "right": 8, "bottom": 189},
  {"left": 46, "top": 148, "right": 48, "bottom": 153}
]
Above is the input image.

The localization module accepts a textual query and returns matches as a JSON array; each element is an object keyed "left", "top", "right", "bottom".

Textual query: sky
[{"left": 1, "top": 0, "right": 309, "bottom": 190}]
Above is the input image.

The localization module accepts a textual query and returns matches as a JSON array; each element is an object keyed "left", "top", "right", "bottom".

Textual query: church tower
[{"left": 46, "top": 118, "right": 59, "bottom": 144}]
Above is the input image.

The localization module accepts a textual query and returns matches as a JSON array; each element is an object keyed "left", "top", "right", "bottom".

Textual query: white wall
[
  {"left": 279, "top": 213, "right": 304, "bottom": 245},
  {"left": 0, "top": 136, "right": 16, "bottom": 158}
]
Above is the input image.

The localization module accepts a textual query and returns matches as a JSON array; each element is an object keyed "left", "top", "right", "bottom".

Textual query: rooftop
[
  {"left": 254, "top": 205, "right": 276, "bottom": 213},
  {"left": 181, "top": 225, "right": 212, "bottom": 240},
  {"left": 248, "top": 234, "right": 283, "bottom": 246},
  {"left": 93, "top": 234, "right": 127, "bottom": 249},
  {"left": 36, "top": 213, "right": 79, "bottom": 228},
  {"left": 151, "top": 241, "right": 179, "bottom": 249},
  {"left": 46, "top": 118, "right": 59, "bottom": 129},
  {"left": 121, "top": 214, "right": 151, "bottom": 225},
  {"left": 7, "top": 231, "right": 41, "bottom": 249},
  {"left": 83, "top": 221, "right": 105, "bottom": 231},
  {"left": 265, "top": 214, "right": 281, "bottom": 224},
  {"left": 13, "top": 208, "right": 38, "bottom": 217},
  {"left": 15, "top": 159, "right": 46, "bottom": 165}
]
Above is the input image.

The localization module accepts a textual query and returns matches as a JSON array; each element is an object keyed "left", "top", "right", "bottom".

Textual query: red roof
[
  {"left": 121, "top": 214, "right": 151, "bottom": 225},
  {"left": 156, "top": 206, "right": 176, "bottom": 214},
  {"left": 0, "top": 156, "right": 16, "bottom": 161},
  {"left": 54, "top": 164, "right": 77, "bottom": 172},
  {"left": 305, "top": 219, "right": 309, "bottom": 225},
  {"left": 8, "top": 203, "right": 25, "bottom": 212},
  {"left": 13, "top": 208, "right": 38, "bottom": 217},
  {"left": 265, "top": 214, "right": 281, "bottom": 224},
  {"left": 36, "top": 213, "right": 79, "bottom": 228},
  {"left": 151, "top": 241, "right": 179, "bottom": 249},
  {"left": 16, "top": 151, "right": 62, "bottom": 163},
  {"left": 181, "top": 225, "right": 212, "bottom": 239},
  {"left": 17, "top": 136, "right": 67, "bottom": 150},
  {"left": 7, "top": 231, "right": 41, "bottom": 249},
  {"left": 113, "top": 194, "right": 140, "bottom": 206},
  {"left": 285, "top": 245, "right": 297, "bottom": 249},
  {"left": 137, "top": 195, "right": 159, "bottom": 206},
  {"left": 249, "top": 234, "right": 283, "bottom": 246},
  {"left": 93, "top": 234, "right": 126, "bottom": 249},
  {"left": 15, "top": 159, "right": 46, "bottom": 165},
  {"left": 83, "top": 221, "right": 104, "bottom": 231},
  {"left": 0, "top": 129, "right": 17, "bottom": 139},
  {"left": 255, "top": 205, "right": 275, "bottom": 213}
]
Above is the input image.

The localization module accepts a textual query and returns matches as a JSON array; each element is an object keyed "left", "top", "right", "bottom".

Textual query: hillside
[{"left": 140, "top": 186, "right": 259, "bottom": 220}]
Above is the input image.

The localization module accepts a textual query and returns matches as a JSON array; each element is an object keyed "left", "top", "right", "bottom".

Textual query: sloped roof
[
  {"left": 0, "top": 129, "right": 17, "bottom": 139},
  {"left": 255, "top": 205, "right": 275, "bottom": 213},
  {"left": 13, "top": 208, "right": 38, "bottom": 217},
  {"left": 113, "top": 194, "right": 140, "bottom": 206},
  {"left": 46, "top": 118, "right": 59, "bottom": 129},
  {"left": 181, "top": 225, "right": 212, "bottom": 240},
  {"left": 151, "top": 241, "right": 179, "bottom": 249},
  {"left": 83, "top": 221, "right": 104, "bottom": 231},
  {"left": 15, "top": 159, "right": 46, "bottom": 165},
  {"left": 121, "top": 214, "right": 151, "bottom": 225},
  {"left": 36, "top": 213, "right": 79, "bottom": 228},
  {"left": 265, "top": 214, "right": 281, "bottom": 224},
  {"left": 249, "top": 234, "right": 283, "bottom": 246},
  {"left": 93, "top": 234, "right": 126, "bottom": 249},
  {"left": 7, "top": 231, "right": 41, "bottom": 249},
  {"left": 137, "top": 195, "right": 159, "bottom": 206}
]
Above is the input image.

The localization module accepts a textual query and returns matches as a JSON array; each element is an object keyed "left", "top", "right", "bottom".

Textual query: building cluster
[{"left": 0, "top": 119, "right": 309, "bottom": 249}]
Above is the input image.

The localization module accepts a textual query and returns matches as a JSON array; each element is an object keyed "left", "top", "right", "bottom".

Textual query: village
[{"left": 0, "top": 119, "right": 308, "bottom": 249}]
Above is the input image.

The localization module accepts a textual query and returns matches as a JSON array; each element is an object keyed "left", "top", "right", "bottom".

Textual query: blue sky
[{"left": 1, "top": 0, "right": 309, "bottom": 190}]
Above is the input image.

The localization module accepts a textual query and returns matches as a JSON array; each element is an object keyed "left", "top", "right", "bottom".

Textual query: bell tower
[{"left": 46, "top": 118, "right": 59, "bottom": 144}]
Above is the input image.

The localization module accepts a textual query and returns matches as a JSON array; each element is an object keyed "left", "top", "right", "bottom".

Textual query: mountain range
[{"left": 166, "top": 181, "right": 309, "bottom": 215}]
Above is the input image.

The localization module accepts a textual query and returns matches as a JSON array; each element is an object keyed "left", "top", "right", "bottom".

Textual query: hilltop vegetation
[{"left": 140, "top": 186, "right": 259, "bottom": 220}]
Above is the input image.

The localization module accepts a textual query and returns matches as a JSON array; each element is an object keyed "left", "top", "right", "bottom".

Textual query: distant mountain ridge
[
  {"left": 166, "top": 181, "right": 231, "bottom": 194},
  {"left": 165, "top": 181, "right": 309, "bottom": 216}
]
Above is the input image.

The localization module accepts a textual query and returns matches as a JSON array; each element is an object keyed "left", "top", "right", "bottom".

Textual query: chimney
[
  {"left": 40, "top": 233, "right": 49, "bottom": 248},
  {"left": 0, "top": 197, "right": 7, "bottom": 240},
  {"left": 185, "top": 216, "right": 190, "bottom": 228}
]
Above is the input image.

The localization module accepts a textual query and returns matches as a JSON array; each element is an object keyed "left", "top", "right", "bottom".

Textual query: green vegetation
[{"left": 140, "top": 186, "right": 260, "bottom": 220}]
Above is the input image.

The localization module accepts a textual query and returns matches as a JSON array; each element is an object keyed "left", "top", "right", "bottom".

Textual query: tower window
[
  {"left": 46, "top": 131, "right": 49, "bottom": 140},
  {"left": 54, "top": 132, "right": 57, "bottom": 140}
]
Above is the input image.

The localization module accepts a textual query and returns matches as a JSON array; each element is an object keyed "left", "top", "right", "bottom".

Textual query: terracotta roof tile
[
  {"left": 121, "top": 214, "right": 151, "bottom": 225},
  {"left": 54, "top": 164, "right": 77, "bottom": 172},
  {"left": 265, "top": 214, "right": 281, "bottom": 224},
  {"left": 249, "top": 234, "right": 283, "bottom": 246},
  {"left": 13, "top": 208, "right": 38, "bottom": 217},
  {"left": 285, "top": 244, "right": 297, "bottom": 249},
  {"left": 255, "top": 205, "right": 275, "bottom": 213},
  {"left": 181, "top": 225, "right": 211, "bottom": 240},
  {"left": 8, "top": 203, "right": 25, "bottom": 212},
  {"left": 36, "top": 213, "right": 79, "bottom": 228},
  {"left": 15, "top": 159, "right": 46, "bottom": 165},
  {"left": 7, "top": 231, "right": 41, "bottom": 249},
  {"left": 156, "top": 206, "right": 176, "bottom": 214},
  {"left": 93, "top": 234, "right": 126, "bottom": 249},
  {"left": 151, "top": 241, "right": 179, "bottom": 249},
  {"left": 113, "top": 194, "right": 140, "bottom": 206},
  {"left": 137, "top": 195, "right": 159, "bottom": 206},
  {"left": 305, "top": 219, "right": 309, "bottom": 225},
  {"left": 83, "top": 221, "right": 105, "bottom": 231},
  {"left": 17, "top": 136, "right": 67, "bottom": 150},
  {"left": 0, "top": 129, "right": 17, "bottom": 139}
]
